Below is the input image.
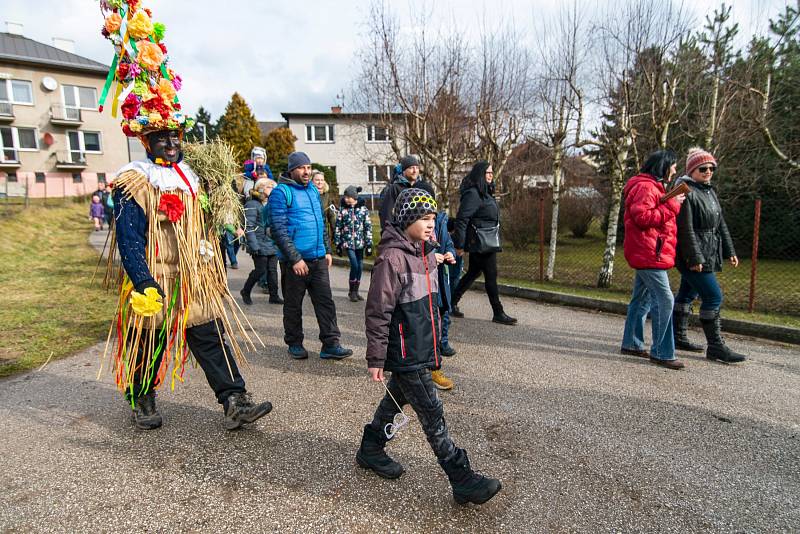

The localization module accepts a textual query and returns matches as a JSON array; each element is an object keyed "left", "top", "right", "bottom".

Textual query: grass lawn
[
  {"left": 0, "top": 202, "right": 116, "bottom": 377},
  {"left": 495, "top": 227, "right": 800, "bottom": 318}
]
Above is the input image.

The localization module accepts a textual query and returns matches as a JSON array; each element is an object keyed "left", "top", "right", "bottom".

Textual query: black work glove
[
  {"left": 336, "top": 245, "right": 343, "bottom": 257},
  {"left": 365, "top": 245, "right": 373, "bottom": 257},
  {"left": 134, "top": 279, "right": 165, "bottom": 298}
]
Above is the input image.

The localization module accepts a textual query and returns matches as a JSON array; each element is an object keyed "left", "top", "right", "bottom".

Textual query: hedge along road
[{"left": 0, "top": 253, "right": 798, "bottom": 532}]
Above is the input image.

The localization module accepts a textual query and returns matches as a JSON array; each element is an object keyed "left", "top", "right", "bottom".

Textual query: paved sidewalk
[{"left": 1, "top": 245, "right": 798, "bottom": 532}]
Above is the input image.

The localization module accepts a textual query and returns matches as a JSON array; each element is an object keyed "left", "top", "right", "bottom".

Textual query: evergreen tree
[
  {"left": 263, "top": 127, "right": 297, "bottom": 172},
  {"left": 185, "top": 106, "right": 217, "bottom": 143},
  {"left": 217, "top": 93, "right": 262, "bottom": 164}
]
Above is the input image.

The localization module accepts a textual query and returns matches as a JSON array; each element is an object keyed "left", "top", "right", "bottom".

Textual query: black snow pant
[
  {"left": 131, "top": 319, "right": 246, "bottom": 405},
  {"left": 369, "top": 369, "right": 457, "bottom": 462}
]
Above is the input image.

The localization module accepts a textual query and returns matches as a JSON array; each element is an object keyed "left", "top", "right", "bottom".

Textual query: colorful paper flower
[
  {"left": 127, "top": 10, "right": 154, "bottom": 40},
  {"left": 130, "top": 287, "right": 163, "bottom": 317},
  {"left": 117, "top": 62, "right": 130, "bottom": 80},
  {"left": 136, "top": 40, "right": 164, "bottom": 71},
  {"left": 129, "top": 62, "right": 142, "bottom": 79},
  {"left": 158, "top": 194, "right": 185, "bottom": 223},
  {"left": 153, "top": 22, "right": 166, "bottom": 42},
  {"left": 171, "top": 74, "right": 182, "bottom": 91},
  {"left": 121, "top": 93, "right": 141, "bottom": 120},
  {"left": 104, "top": 13, "right": 122, "bottom": 33},
  {"left": 157, "top": 78, "right": 176, "bottom": 103}
]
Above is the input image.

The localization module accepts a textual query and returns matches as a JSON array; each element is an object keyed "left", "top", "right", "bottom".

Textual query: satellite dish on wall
[{"left": 41, "top": 77, "right": 58, "bottom": 92}]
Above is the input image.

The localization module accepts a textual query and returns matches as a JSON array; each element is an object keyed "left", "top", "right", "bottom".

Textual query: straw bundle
[{"left": 183, "top": 140, "right": 244, "bottom": 231}]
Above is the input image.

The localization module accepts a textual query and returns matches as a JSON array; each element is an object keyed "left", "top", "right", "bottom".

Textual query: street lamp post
[{"left": 197, "top": 123, "right": 207, "bottom": 144}]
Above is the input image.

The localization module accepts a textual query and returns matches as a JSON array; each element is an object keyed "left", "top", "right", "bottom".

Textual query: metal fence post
[{"left": 748, "top": 198, "right": 761, "bottom": 313}]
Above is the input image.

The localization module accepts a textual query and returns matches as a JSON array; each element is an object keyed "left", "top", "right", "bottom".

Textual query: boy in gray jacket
[{"left": 358, "top": 187, "right": 501, "bottom": 505}]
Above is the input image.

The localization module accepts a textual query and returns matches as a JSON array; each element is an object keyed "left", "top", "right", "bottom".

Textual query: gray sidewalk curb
[{"left": 332, "top": 256, "right": 800, "bottom": 345}]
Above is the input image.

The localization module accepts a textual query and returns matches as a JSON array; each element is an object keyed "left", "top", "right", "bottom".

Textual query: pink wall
[{"left": 0, "top": 171, "right": 115, "bottom": 198}]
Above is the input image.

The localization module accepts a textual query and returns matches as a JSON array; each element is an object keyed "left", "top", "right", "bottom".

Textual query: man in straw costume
[{"left": 98, "top": 0, "right": 271, "bottom": 430}]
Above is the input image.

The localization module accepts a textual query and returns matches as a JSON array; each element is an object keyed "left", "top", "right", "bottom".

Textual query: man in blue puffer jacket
[{"left": 268, "top": 151, "right": 353, "bottom": 360}]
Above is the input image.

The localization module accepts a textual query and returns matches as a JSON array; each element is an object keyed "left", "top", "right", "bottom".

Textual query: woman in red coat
[{"left": 620, "top": 150, "right": 687, "bottom": 370}]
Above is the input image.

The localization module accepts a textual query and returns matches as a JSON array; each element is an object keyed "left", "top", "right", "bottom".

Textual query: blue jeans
[
  {"left": 674, "top": 271, "right": 723, "bottom": 320},
  {"left": 347, "top": 248, "right": 364, "bottom": 281},
  {"left": 220, "top": 232, "right": 239, "bottom": 267},
  {"left": 440, "top": 309, "right": 451, "bottom": 347},
  {"left": 622, "top": 269, "right": 676, "bottom": 361}
]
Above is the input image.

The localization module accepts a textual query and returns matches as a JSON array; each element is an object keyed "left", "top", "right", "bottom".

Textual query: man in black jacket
[{"left": 378, "top": 155, "right": 426, "bottom": 230}]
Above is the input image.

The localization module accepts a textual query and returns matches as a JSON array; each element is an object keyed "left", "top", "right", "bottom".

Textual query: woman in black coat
[
  {"left": 673, "top": 147, "right": 745, "bottom": 363},
  {"left": 450, "top": 161, "right": 516, "bottom": 325}
]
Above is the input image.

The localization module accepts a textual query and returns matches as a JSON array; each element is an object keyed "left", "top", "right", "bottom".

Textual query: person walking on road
[
  {"left": 358, "top": 187, "right": 502, "bottom": 505},
  {"left": 378, "top": 155, "right": 426, "bottom": 230},
  {"left": 672, "top": 147, "right": 745, "bottom": 363},
  {"left": 334, "top": 185, "right": 373, "bottom": 302},
  {"left": 450, "top": 161, "right": 516, "bottom": 325},
  {"left": 240, "top": 178, "right": 282, "bottom": 306},
  {"left": 268, "top": 152, "right": 353, "bottom": 361},
  {"left": 620, "top": 150, "right": 687, "bottom": 370}
]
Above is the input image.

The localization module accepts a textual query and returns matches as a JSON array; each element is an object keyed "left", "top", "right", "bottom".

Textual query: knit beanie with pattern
[
  {"left": 686, "top": 147, "right": 717, "bottom": 176},
  {"left": 392, "top": 187, "right": 437, "bottom": 229}
]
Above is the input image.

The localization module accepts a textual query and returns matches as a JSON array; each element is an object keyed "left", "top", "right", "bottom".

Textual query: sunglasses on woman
[{"left": 697, "top": 166, "right": 716, "bottom": 173}]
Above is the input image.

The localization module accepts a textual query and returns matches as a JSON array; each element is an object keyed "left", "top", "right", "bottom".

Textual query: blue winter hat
[{"left": 287, "top": 151, "right": 311, "bottom": 171}]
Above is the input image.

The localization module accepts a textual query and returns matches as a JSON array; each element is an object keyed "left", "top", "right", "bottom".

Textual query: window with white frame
[
  {"left": 0, "top": 126, "right": 39, "bottom": 161},
  {"left": 67, "top": 130, "right": 102, "bottom": 162},
  {"left": 63, "top": 85, "right": 97, "bottom": 110},
  {"left": 305, "top": 124, "right": 334, "bottom": 143},
  {"left": 368, "top": 164, "right": 393, "bottom": 183},
  {"left": 366, "top": 125, "right": 390, "bottom": 142},
  {"left": 0, "top": 79, "right": 34, "bottom": 105}
]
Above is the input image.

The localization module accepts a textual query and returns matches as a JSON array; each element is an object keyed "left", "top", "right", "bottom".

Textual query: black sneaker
[
  {"left": 224, "top": 391, "right": 272, "bottom": 431},
  {"left": 130, "top": 391, "right": 163, "bottom": 430},
  {"left": 450, "top": 306, "right": 464, "bottom": 318},
  {"left": 269, "top": 296, "right": 284, "bottom": 305}
]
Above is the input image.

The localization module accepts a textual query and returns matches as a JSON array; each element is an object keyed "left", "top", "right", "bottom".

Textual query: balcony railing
[
  {"left": 54, "top": 150, "right": 87, "bottom": 168},
  {"left": 50, "top": 104, "right": 82, "bottom": 124},
  {"left": 0, "top": 101, "right": 13, "bottom": 121},
  {"left": 0, "top": 148, "right": 20, "bottom": 167}
]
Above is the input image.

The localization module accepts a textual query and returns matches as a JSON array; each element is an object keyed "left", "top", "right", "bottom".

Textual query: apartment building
[
  {"left": 281, "top": 108, "right": 406, "bottom": 198},
  {"left": 0, "top": 28, "right": 130, "bottom": 198}
]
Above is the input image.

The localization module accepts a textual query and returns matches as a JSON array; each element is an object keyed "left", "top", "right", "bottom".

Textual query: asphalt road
[{"left": 1, "top": 243, "right": 798, "bottom": 532}]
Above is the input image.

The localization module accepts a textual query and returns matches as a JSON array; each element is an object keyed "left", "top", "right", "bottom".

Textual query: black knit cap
[
  {"left": 400, "top": 155, "right": 420, "bottom": 171},
  {"left": 392, "top": 187, "right": 437, "bottom": 229}
]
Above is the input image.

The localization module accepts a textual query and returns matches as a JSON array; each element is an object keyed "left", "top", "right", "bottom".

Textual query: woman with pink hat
[{"left": 672, "top": 147, "right": 745, "bottom": 364}]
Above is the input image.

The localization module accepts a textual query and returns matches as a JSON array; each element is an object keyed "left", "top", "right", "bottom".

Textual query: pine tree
[
  {"left": 185, "top": 106, "right": 217, "bottom": 143},
  {"left": 263, "top": 127, "right": 297, "bottom": 171},
  {"left": 217, "top": 93, "right": 262, "bottom": 164}
]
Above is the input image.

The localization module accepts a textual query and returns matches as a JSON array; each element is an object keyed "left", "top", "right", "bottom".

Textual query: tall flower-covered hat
[{"left": 98, "top": 0, "right": 194, "bottom": 137}]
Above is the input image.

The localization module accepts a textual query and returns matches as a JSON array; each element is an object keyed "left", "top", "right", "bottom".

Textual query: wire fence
[{"left": 493, "top": 193, "right": 800, "bottom": 319}]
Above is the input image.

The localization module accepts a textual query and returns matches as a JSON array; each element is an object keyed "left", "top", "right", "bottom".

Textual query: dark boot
[
  {"left": 673, "top": 306, "right": 704, "bottom": 352},
  {"left": 356, "top": 424, "right": 405, "bottom": 479},
  {"left": 700, "top": 312, "right": 746, "bottom": 364},
  {"left": 348, "top": 281, "right": 360, "bottom": 302},
  {"left": 450, "top": 306, "right": 464, "bottom": 318},
  {"left": 224, "top": 391, "right": 273, "bottom": 431},
  {"left": 439, "top": 448, "right": 501, "bottom": 505},
  {"left": 355, "top": 281, "right": 364, "bottom": 301},
  {"left": 129, "top": 390, "right": 162, "bottom": 430},
  {"left": 239, "top": 288, "right": 253, "bottom": 306}
]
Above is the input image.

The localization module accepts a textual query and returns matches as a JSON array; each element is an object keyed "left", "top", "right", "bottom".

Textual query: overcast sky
[{"left": 1, "top": 0, "right": 791, "bottom": 122}]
